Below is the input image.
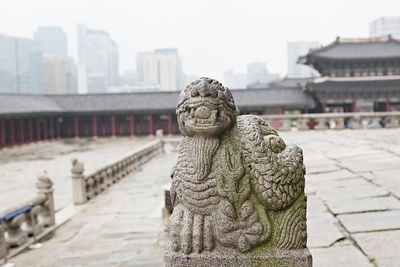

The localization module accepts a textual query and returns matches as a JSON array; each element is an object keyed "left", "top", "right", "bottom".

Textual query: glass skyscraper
[{"left": 0, "top": 34, "right": 43, "bottom": 94}]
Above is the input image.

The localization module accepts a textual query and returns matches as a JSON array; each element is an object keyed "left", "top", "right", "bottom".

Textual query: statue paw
[{"left": 215, "top": 199, "right": 263, "bottom": 252}]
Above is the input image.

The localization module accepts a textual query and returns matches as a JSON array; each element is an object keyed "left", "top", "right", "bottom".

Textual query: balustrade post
[
  {"left": 0, "top": 223, "right": 6, "bottom": 264},
  {"left": 71, "top": 159, "right": 87, "bottom": 205},
  {"left": 36, "top": 171, "right": 55, "bottom": 227},
  {"left": 5, "top": 214, "right": 28, "bottom": 247}
]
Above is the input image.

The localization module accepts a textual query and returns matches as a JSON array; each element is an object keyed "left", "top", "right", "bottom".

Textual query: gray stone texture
[{"left": 166, "top": 78, "right": 311, "bottom": 266}]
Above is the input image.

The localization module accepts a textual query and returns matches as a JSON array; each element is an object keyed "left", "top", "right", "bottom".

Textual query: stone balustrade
[
  {"left": 262, "top": 111, "right": 400, "bottom": 131},
  {"left": 0, "top": 172, "right": 56, "bottom": 264},
  {"left": 71, "top": 140, "right": 164, "bottom": 205}
]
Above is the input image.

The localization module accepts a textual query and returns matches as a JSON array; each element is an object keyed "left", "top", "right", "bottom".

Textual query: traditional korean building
[
  {"left": 0, "top": 87, "right": 314, "bottom": 149},
  {"left": 299, "top": 36, "right": 400, "bottom": 113}
]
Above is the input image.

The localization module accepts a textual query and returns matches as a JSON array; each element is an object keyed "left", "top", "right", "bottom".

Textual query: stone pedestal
[{"left": 166, "top": 249, "right": 312, "bottom": 267}]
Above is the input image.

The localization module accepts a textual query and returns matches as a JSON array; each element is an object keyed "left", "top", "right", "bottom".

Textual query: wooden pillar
[
  {"left": 321, "top": 102, "right": 327, "bottom": 113},
  {"left": 19, "top": 118, "right": 24, "bottom": 145},
  {"left": 28, "top": 118, "right": 33, "bottom": 143},
  {"left": 57, "top": 118, "right": 61, "bottom": 139},
  {"left": 92, "top": 115, "right": 98, "bottom": 137},
  {"left": 148, "top": 114, "right": 154, "bottom": 135},
  {"left": 111, "top": 115, "right": 116, "bottom": 137},
  {"left": 385, "top": 99, "right": 391, "bottom": 112},
  {"left": 130, "top": 114, "right": 136, "bottom": 136},
  {"left": 43, "top": 118, "right": 48, "bottom": 140},
  {"left": 74, "top": 117, "right": 79, "bottom": 138},
  {"left": 10, "top": 118, "right": 15, "bottom": 146},
  {"left": 0, "top": 119, "right": 5, "bottom": 149},
  {"left": 167, "top": 113, "right": 173, "bottom": 135},
  {"left": 49, "top": 117, "right": 54, "bottom": 140},
  {"left": 36, "top": 118, "right": 41, "bottom": 141},
  {"left": 352, "top": 100, "right": 357, "bottom": 113}
]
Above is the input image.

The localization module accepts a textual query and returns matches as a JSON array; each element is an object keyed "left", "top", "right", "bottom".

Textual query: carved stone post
[
  {"left": 71, "top": 159, "right": 87, "bottom": 205},
  {"left": 36, "top": 171, "right": 55, "bottom": 227},
  {"left": 165, "top": 78, "right": 312, "bottom": 266},
  {"left": 0, "top": 222, "right": 6, "bottom": 264},
  {"left": 5, "top": 214, "right": 28, "bottom": 247}
]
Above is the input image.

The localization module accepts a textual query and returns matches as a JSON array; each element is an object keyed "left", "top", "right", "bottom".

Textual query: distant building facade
[
  {"left": 370, "top": 17, "right": 400, "bottom": 39},
  {"left": 247, "top": 62, "right": 280, "bottom": 86},
  {"left": 77, "top": 24, "right": 120, "bottom": 94},
  {"left": 223, "top": 69, "right": 246, "bottom": 89},
  {"left": 0, "top": 34, "right": 43, "bottom": 94},
  {"left": 287, "top": 41, "right": 320, "bottom": 78},
  {"left": 299, "top": 36, "right": 400, "bottom": 112},
  {"left": 34, "top": 27, "right": 77, "bottom": 94},
  {"left": 136, "top": 49, "right": 183, "bottom": 91}
]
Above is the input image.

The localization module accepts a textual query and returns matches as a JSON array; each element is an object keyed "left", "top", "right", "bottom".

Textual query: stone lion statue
[{"left": 168, "top": 77, "right": 309, "bottom": 265}]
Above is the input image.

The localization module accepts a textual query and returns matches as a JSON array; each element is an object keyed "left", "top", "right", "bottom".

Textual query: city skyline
[{"left": 1, "top": 0, "right": 399, "bottom": 81}]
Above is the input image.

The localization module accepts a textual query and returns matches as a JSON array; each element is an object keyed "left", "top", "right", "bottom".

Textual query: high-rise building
[
  {"left": 34, "top": 27, "right": 68, "bottom": 58},
  {"left": 0, "top": 34, "right": 43, "bottom": 94},
  {"left": 77, "top": 24, "right": 120, "bottom": 94},
  {"left": 247, "top": 62, "right": 280, "bottom": 86},
  {"left": 287, "top": 41, "right": 320, "bottom": 78},
  {"left": 34, "top": 27, "right": 77, "bottom": 94},
  {"left": 370, "top": 17, "right": 400, "bottom": 39},
  {"left": 223, "top": 69, "right": 246, "bottom": 89},
  {"left": 136, "top": 49, "right": 183, "bottom": 91}
]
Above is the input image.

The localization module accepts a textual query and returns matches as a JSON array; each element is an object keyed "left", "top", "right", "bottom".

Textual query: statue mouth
[{"left": 186, "top": 105, "right": 220, "bottom": 128}]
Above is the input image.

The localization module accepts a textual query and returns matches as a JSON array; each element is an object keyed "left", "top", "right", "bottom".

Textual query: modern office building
[
  {"left": 136, "top": 49, "right": 183, "bottom": 91},
  {"left": 0, "top": 34, "right": 43, "bottom": 94},
  {"left": 287, "top": 41, "right": 320, "bottom": 78},
  {"left": 34, "top": 27, "right": 68, "bottom": 58},
  {"left": 77, "top": 24, "right": 120, "bottom": 94},
  {"left": 370, "top": 17, "right": 400, "bottom": 39},
  {"left": 246, "top": 62, "right": 280, "bottom": 86},
  {"left": 223, "top": 69, "right": 246, "bottom": 89},
  {"left": 34, "top": 27, "right": 77, "bottom": 94},
  {"left": 299, "top": 36, "right": 400, "bottom": 113}
]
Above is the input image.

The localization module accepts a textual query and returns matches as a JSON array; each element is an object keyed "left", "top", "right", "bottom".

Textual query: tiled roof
[
  {"left": 0, "top": 88, "right": 314, "bottom": 116},
  {"left": 300, "top": 36, "right": 400, "bottom": 62}
]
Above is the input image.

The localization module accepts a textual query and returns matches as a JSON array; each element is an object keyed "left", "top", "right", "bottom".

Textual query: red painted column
[
  {"left": 43, "top": 118, "right": 48, "bottom": 141},
  {"left": 0, "top": 119, "right": 5, "bottom": 149},
  {"left": 385, "top": 99, "right": 391, "bottom": 112},
  {"left": 49, "top": 117, "right": 54, "bottom": 140},
  {"left": 28, "top": 118, "right": 33, "bottom": 143},
  {"left": 352, "top": 100, "right": 357, "bottom": 113},
  {"left": 92, "top": 116, "right": 98, "bottom": 137},
  {"left": 36, "top": 118, "right": 41, "bottom": 142},
  {"left": 74, "top": 117, "right": 79, "bottom": 138},
  {"left": 148, "top": 114, "right": 154, "bottom": 135},
  {"left": 19, "top": 118, "right": 24, "bottom": 145},
  {"left": 10, "top": 118, "right": 15, "bottom": 146},
  {"left": 167, "top": 113, "right": 173, "bottom": 135},
  {"left": 321, "top": 102, "right": 327, "bottom": 113},
  {"left": 57, "top": 118, "right": 61, "bottom": 139},
  {"left": 130, "top": 115, "right": 136, "bottom": 136},
  {"left": 111, "top": 115, "right": 116, "bottom": 137}
]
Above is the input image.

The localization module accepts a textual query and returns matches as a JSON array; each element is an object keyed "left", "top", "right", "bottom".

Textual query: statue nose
[{"left": 196, "top": 106, "right": 211, "bottom": 119}]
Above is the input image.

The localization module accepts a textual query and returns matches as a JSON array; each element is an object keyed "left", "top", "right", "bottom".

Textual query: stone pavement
[
  {"left": 9, "top": 129, "right": 400, "bottom": 266},
  {"left": 0, "top": 137, "right": 156, "bottom": 211}
]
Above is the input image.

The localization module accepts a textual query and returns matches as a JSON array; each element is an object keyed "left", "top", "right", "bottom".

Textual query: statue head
[{"left": 176, "top": 77, "right": 238, "bottom": 137}]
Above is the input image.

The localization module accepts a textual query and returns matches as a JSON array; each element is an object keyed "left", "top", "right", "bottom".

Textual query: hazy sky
[{"left": 1, "top": 0, "right": 399, "bottom": 80}]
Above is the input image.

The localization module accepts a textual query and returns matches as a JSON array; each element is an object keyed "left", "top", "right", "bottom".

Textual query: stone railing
[
  {"left": 261, "top": 111, "right": 400, "bottom": 131},
  {"left": 71, "top": 140, "right": 164, "bottom": 205},
  {"left": 0, "top": 172, "right": 56, "bottom": 264}
]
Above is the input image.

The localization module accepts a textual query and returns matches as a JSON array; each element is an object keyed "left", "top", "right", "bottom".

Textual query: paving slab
[
  {"left": 310, "top": 245, "right": 372, "bottom": 267},
  {"left": 338, "top": 210, "right": 400, "bottom": 233},
  {"left": 353, "top": 230, "right": 400, "bottom": 267},
  {"left": 327, "top": 195, "right": 400, "bottom": 214}
]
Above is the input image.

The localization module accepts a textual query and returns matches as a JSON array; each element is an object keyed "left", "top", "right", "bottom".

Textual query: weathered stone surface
[
  {"left": 310, "top": 245, "right": 371, "bottom": 267},
  {"left": 327, "top": 195, "right": 400, "bottom": 215},
  {"left": 370, "top": 169, "right": 400, "bottom": 198},
  {"left": 353, "top": 230, "right": 400, "bottom": 267},
  {"left": 338, "top": 210, "right": 400, "bottom": 233},
  {"left": 166, "top": 78, "right": 311, "bottom": 266}
]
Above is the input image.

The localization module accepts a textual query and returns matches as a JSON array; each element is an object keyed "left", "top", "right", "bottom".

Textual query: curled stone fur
[{"left": 169, "top": 77, "right": 308, "bottom": 256}]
